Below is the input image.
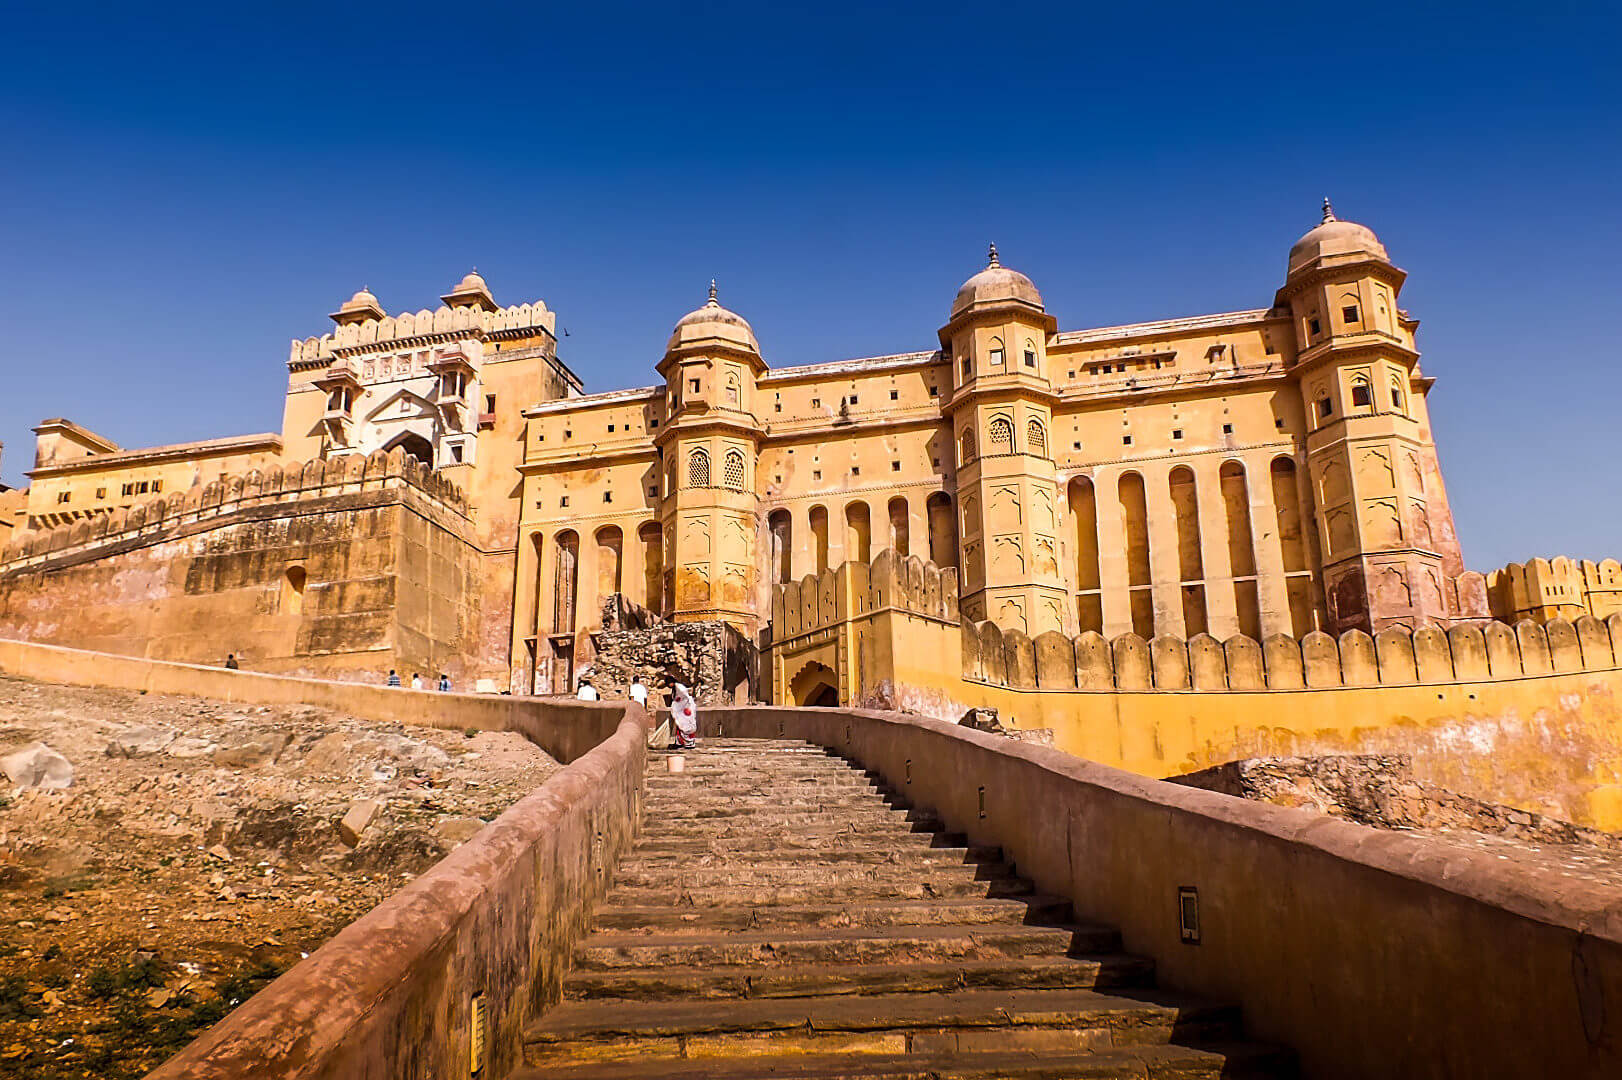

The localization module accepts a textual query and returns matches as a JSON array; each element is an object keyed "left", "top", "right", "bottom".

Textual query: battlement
[
  {"left": 962, "top": 614, "right": 1622, "bottom": 693},
  {"left": 0, "top": 447, "right": 467, "bottom": 574},
  {"left": 289, "top": 300, "right": 557, "bottom": 367},
  {"left": 1486, "top": 555, "right": 1622, "bottom": 624},
  {"left": 770, "top": 549, "right": 960, "bottom": 641}
]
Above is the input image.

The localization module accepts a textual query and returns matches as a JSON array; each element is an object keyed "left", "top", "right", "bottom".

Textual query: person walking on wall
[
  {"left": 411, "top": 673, "right": 423, "bottom": 691},
  {"left": 224, "top": 654, "right": 239, "bottom": 670},
  {"left": 576, "top": 675, "right": 599, "bottom": 701},
  {"left": 386, "top": 669, "right": 402, "bottom": 687},
  {"left": 438, "top": 673, "right": 451, "bottom": 692},
  {"left": 628, "top": 676, "right": 649, "bottom": 709},
  {"left": 671, "top": 681, "right": 699, "bottom": 749}
]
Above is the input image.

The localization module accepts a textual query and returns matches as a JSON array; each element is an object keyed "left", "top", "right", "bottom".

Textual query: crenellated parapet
[
  {"left": 288, "top": 300, "right": 556, "bottom": 367},
  {"left": 771, "top": 549, "right": 960, "bottom": 642},
  {"left": 1, "top": 448, "right": 468, "bottom": 574},
  {"left": 962, "top": 614, "right": 1622, "bottom": 693},
  {"left": 1486, "top": 556, "right": 1622, "bottom": 625}
]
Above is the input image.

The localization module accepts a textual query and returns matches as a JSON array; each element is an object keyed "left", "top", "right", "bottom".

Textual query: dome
[
  {"left": 666, "top": 281, "right": 759, "bottom": 354},
  {"left": 329, "top": 287, "right": 385, "bottom": 324},
  {"left": 1287, "top": 200, "right": 1389, "bottom": 276},
  {"left": 951, "top": 244, "right": 1044, "bottom": 318},
  {"left": 452, "top": 270, "right": 488, "bottom": 295}
]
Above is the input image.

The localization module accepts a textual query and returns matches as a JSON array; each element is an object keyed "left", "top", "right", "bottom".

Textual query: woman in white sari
[{"left": 670, "top": 682, "right": 699, "bottom": 749}]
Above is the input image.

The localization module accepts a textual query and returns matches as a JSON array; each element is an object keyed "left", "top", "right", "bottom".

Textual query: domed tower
[
  {"left": 1279, "top": 200, "right": 1471, "bottom": 632},
  {"left": 654, "top": 282, "right": 767, "bottom": 630},
  {"left": 941, "top": 246, "right": 1067, "bottom": 635}
]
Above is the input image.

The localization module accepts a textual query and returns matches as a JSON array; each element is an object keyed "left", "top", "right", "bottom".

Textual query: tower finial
[
  {"left": 707, "top": 278, "right": 718, "bottom": 306},
  {"left": 1321, "top": 197, "right": 1336, "bottom": 223},
  {"left": 987, "top": 242, "right": 1000, "bottom": 268}
]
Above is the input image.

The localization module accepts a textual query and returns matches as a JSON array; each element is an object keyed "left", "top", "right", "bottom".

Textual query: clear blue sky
[{"left": 1, "top": 3, "right": 1616, "bottom": 569}]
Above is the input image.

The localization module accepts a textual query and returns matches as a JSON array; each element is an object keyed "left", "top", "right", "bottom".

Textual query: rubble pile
[{"left": 0, "top": 675, "right": 558, "bottom": 1079}]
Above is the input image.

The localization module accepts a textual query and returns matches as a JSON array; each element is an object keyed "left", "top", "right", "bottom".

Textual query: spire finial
[
  {"left": 707, "top": 279, "right": 718, "bottom": 306},
  {"left": 987, "top": 242, "right": 1000, "bottom": 268},
  {"left": 1321, "top": 197, "right": 1336, "bottom": 223}
]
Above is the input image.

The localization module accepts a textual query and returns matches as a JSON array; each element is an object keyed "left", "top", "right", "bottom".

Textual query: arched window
[
  {"left": 687, "top": 448, "right": 710, "bottom": 488},
  {"left": 1026, "top": 419, "right": 1047, "bottom": 456},
  {"left": 988, "top": 416, "right": 1013, "bottom": 455},
  {"left": 723, "top": 448, "right": 745, "bottom": 490},
  {"left": 1390, "top": 379, "right": 1406, "bottom": 414},
  {"left": 725, "top": 370, "right": 741, "bottom": 406},
  {"left": 1350, "top": 378, "right": 1372, "bottom": 408},
  {"left": 988, "top": 337, "right": 1005, "bottom": 366},
  {"left": 959, "top": 429, "right": 976, "bottom": 465},
  {"left": 1023, "top": 339, "right": 1037, "bottom": 368}
]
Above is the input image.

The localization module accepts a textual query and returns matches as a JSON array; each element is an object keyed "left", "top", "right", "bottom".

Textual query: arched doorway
[
  {"left": 789, "top": 661, "right": 839, "bottom": 707},
  {"left": 385, "top": 432, "right": 434, "bottom": 467}
]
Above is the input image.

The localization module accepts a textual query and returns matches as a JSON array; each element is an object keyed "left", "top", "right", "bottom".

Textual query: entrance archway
[
  {"left": 789, "top": 661, "right": 839, "bottom": 707},
  {"left": 385, "top": 432, "right": 434, "bottom": 467}
]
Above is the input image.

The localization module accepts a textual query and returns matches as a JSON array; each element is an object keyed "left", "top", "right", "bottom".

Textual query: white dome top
[
  {"left": 951, "top": 244, "right": 1044, "bottom": 318},
  {"left": 666, "top": 281, "right": 759, "bottom": 353},
  {"left": 1288, "top": 200, "right": 1389, "bottom": 276}
]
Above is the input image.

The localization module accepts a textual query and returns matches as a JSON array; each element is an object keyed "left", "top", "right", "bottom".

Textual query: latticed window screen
[
  {"left": 988, "top": 417, "right": 1013, "bottom": 455},
  {"left": 724, "top": 449, "right": 745, "bottom": 490},
  {"left": 1027, "top": 419, "right": 1047, "bottom": 455},
  {"left": 960, "top": 430, "right": 976, "bottom": 464},
  {"left": 688, "top": 449, "right": 710, "bottom": 488}
]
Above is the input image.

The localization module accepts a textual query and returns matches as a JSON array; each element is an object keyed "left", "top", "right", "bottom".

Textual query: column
[
  {"left": 1193, "top": 458, "right": 1239, "bottom": 639},
  {"left": 1143, "top": 464, "right": 1186, "bottom": 639},
  {"left": 1092, "top": 466, "right": 1133, "bottom": 637},
  {"left": 1248, "top": 452, "right": 1291, "bottom": 638},
  {"left": 511, "top": 529, "right": 541, "bottom": 692}
]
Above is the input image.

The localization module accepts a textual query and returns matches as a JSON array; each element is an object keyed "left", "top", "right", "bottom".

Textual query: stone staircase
[{"left": 515, "top": 739, "right": 1294, "bottom": 1079}]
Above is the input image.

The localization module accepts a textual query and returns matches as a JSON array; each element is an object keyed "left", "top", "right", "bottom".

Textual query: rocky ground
[{"left": 0, "top": 675, "right": 560, "bottom": 1079}]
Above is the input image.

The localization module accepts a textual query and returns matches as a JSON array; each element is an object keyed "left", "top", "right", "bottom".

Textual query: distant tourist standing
[
  {"left": 628, "top": 677, "right": 649, "bottom": 708},
  {"left": 576, "top": 675, "right": 599, "bottom": 701},
  {"left": 438, "top": 673, "right": 451, "bottom": 692},
  {"left": 671, "top": 682, "right": 699, "bottom": 749},
  {"left": 411, "top": 673, "right": 423, "bottom": 691},
  {"left": 386, "top": 669, "right": 402, "bottom": 687},
  {"left": 224, "top": 654, "right": 239, "bottom": 670}
]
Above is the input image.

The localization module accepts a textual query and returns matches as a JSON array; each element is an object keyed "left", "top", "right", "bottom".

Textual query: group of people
[
  {"left": 576, "top": 672, "right": 700, "bottom": 749},
  {"left": 385, "top": 669, "right": 453, "bottom": 692}
]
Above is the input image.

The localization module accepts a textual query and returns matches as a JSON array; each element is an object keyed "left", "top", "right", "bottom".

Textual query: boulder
[
  {"left": 338, "top": 799, "right": 382, "bottom": 847},
  {"left": 2, "top": 743, "right": 74, "bottom": 790},
  {"left": 166, "top": 737, "right": 218, "bottom": 759},
  {"left": 214, "top": 731, "right": 290, "bottom": 768},
  {"left": 106, "top": 726, "right": 176, "bottom": 757}
]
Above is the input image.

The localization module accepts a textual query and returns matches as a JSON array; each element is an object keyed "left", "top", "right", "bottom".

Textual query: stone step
[
  {"left": 643, "top": 793, "right": 909, "bottom": 815},
  {"left": 591, "top": 895, "right": 1071, "bottom": 933},
  {"left": 524, "top": 988, "right": 1243, "bottom": 1067},
  {"left": 629, "top": 830, "right": 972, "bottom": 855},
  {"left": 607, "top": 876, "right": 1037, "bottom": 907},
  {"left": 615, "top": 845, "right": 1004, "bottom": 873},
  {"left": 610, "top": 860, "right": 1017, "bottom": 892},
  {"left": 563, "top": 953, "right": 1155, "bottom": 1002},
  {"left": 637, "top": 814, "right": 946, "bottom": 840},
  {"left": 512, "top": 1042, "right": 1292, "bottom": 1080},
  {"left": 644, "top": 803, "right": 928, "bottom": 825},
  {"left": 573, "top": 923, "right": 1116, "bottom": 972}
]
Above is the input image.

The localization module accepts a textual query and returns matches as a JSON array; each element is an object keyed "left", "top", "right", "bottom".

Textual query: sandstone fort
[{"left": 3, "top": 204, "right": 1622, "bottom": 1079}]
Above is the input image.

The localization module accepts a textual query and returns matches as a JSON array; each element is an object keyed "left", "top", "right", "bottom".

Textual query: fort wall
[
  {"left": 770, "top": 550, "right": 1622, "bottom": 828},
  {"left": 0, "top": 449, "right": 487, "bottom": 683}
]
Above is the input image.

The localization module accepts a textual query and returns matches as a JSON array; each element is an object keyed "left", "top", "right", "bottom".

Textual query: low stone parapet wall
[{"left": 702, "top": 705, "right": 1622, "bottom": 1080}]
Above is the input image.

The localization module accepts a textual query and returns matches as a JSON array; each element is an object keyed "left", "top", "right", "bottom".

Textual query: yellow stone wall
[
  {"left": 1487, "top": 555, "right": 1622, "bottom": 624},
  {"left": 770, "top": 550, "right": 1622, "bottom": 829}
]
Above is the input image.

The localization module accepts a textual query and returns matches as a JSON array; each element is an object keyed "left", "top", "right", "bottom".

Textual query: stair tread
[
  {"left": 513, "top": 1042, "right": 1288, "bottom": 1080},
  {"left": 593, "top": 895, "right": 1069, "bottom": 925},
  {"left": 528, "top": 987, "right": 1233, "bottom": 1040},
  {"left": 564, "top": 954, "right": 1154, "bottom": 998},
  {"left": 579, "top": 922, "right": 1106, "bottom": 950}
]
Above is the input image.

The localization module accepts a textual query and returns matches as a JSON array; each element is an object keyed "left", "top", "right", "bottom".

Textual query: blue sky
[{"left": 1, "top": 2, "right": 1616, "bottom": 568}]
